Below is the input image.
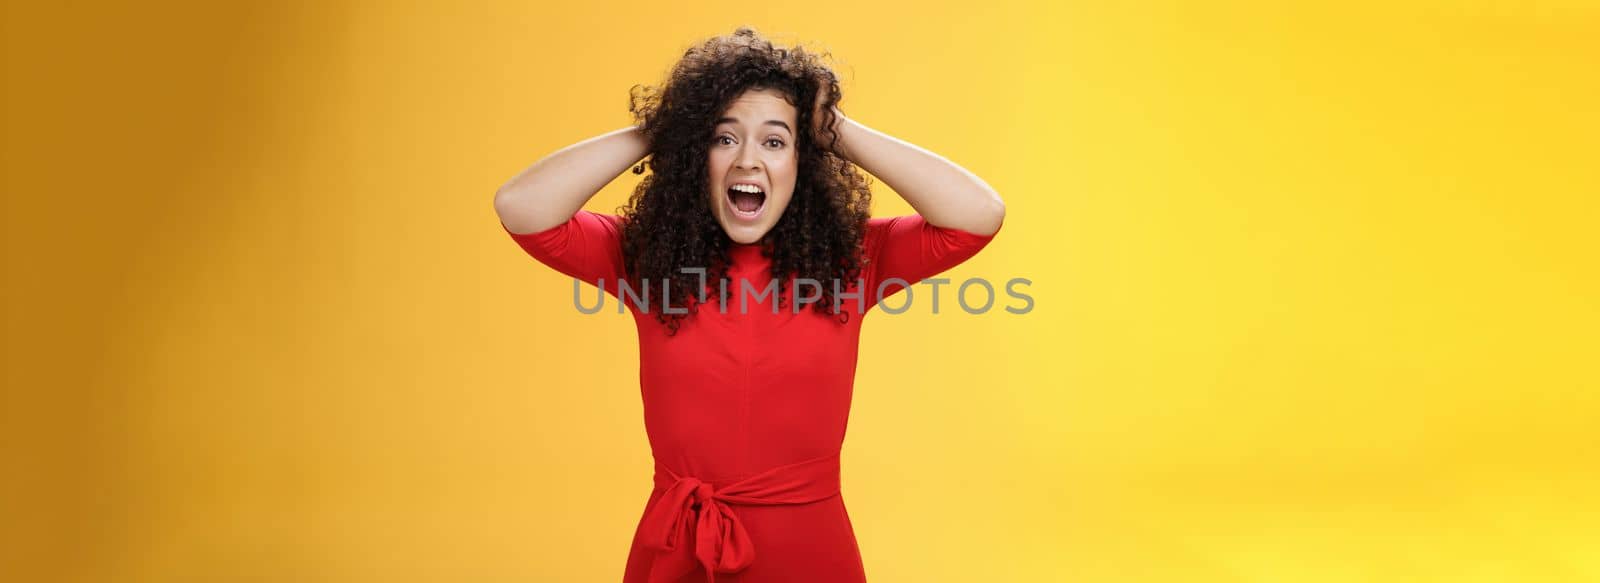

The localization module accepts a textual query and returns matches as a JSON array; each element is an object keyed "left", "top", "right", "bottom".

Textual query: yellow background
[{"left": 4, "top": 1, "right": 1597, "bottom": 581}]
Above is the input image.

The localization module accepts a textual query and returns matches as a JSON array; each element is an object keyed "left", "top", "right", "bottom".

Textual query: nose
[{"left": 735, "top": 143, "right": 761, "bottom": 171}]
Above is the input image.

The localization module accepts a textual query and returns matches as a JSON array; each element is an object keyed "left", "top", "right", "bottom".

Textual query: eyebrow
[{"left": 715, "top": 117, "right": 792, "bottom": 134}]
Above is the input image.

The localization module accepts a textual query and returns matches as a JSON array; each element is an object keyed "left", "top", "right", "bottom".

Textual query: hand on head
[{"left": 811, "top": 70, "right": 845, "bottom": 147}]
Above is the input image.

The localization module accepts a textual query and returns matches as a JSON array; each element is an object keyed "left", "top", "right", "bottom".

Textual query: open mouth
[{"left": 725, "top": 183, "right": 766, "bottom": 220}]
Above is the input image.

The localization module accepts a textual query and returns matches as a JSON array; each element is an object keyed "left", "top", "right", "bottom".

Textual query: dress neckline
[
  {"left": 729, "top": 241, "right": 768, "bottom": 262},
  {"left": 726, "top": 240, "right": 774, "bottom": 280}
]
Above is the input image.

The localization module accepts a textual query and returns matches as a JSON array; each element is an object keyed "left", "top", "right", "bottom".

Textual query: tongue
[{"left": 732, "top": 191, "right": 763, "bottom": 212}]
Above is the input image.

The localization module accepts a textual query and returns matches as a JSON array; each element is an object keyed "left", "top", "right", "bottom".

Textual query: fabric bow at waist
[{"left": 638, "top": 452, "right": 842, "bottom": 583}]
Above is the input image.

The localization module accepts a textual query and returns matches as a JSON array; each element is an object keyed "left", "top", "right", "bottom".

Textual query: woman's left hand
[{"left": 811, "top": 73, "right": 844, "bottom": 137}]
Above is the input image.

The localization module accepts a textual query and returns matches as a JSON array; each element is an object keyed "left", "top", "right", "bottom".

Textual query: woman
[{"left": 495, "top": 28, "right": 1004, "bottom": 583}]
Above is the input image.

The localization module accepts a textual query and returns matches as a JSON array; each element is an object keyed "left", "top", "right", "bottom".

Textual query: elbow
[
  {"left": 495, "top": 186, "right": 572, "bottom": 235},
  {"left": 972, "top": 193, "right": 1006, "bottom": 237},
  {"left": 493, "top": 186, "right": 518, "bottom": 222},
  {"left": 494, "top": 187, "right": 542, "bottom": 234},
  {"left": 493, "top": 182, "right": 523, "bottom": 212}
]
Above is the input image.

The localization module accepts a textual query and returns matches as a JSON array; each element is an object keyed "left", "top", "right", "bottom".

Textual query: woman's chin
[{"left": 719, "top": 221, "right": 772, "bottom": 245}]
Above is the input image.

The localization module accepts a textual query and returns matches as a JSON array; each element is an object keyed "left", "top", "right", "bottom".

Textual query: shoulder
[
  {"left": 862, "top": 215, "right": 918, "bottom": 246},
  {"left": 861, "top": 213, "right": 1001, "bottom": 262}
]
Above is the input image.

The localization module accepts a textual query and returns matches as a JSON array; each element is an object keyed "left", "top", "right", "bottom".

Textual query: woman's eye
[
  {"left": 765, "top": 138, "right": 785, "bottom": 148},
  {"left": 716, "top": 135, "right": 734, "bottom": 146}
]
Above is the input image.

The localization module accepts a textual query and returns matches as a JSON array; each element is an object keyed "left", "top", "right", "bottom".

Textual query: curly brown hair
[{"left": 619, "top": 27, "right": 872, "bottom": 333}]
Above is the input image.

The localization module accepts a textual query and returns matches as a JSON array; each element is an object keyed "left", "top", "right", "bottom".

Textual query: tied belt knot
[{"left": 638, "top": 452, "right": 841, "bottom": 583}]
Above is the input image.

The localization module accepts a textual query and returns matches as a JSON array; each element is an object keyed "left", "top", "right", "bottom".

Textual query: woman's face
[{"left": 706, "top": 87, "right": 799, "bottom": 244}]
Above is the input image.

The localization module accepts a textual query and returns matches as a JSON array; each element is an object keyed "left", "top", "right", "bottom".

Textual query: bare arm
[
  {"left": 493, "top": 126, "right": 650, "bottom": 234},
  {"left": 827, "top": 109, "right": 1006, "bottom": 236}
]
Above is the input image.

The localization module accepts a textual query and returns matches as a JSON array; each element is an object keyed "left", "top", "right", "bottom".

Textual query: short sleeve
[
  {"left": 502, "top": 210, "right": 627, "bottom": 295},
  {"left": 863, "top": 214, "right": 1001, "bottom": 304}
]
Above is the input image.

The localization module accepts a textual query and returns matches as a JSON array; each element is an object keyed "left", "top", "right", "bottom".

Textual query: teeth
[{"left": 730, "top": 184, "right": 764, "bottom": 194}]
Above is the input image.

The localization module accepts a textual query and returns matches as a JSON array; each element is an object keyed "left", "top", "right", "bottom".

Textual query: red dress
[{"left": 503, "top": 211, "right": 998, "bottom": 582}]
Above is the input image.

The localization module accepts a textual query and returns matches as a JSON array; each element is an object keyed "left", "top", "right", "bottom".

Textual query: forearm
[
  {"left": 832, "top": 113, "right": 1005, "bottom": 235},
  {"left": 494, "top": 126, "right": 649, "bottom": 234}
]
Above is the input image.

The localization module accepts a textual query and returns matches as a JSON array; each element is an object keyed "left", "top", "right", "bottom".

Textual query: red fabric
[
  {"left": 503, "top": 211, "right": 998, "bottom": 582},
  {"left": 639, "top": 453, "right": 842, "bottom": 583}
]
